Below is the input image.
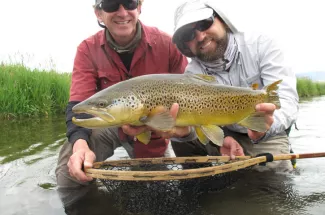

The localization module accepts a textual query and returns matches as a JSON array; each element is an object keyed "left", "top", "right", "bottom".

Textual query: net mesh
[{"left": 95, "top": 160, "right": 250, "bottom": 215}]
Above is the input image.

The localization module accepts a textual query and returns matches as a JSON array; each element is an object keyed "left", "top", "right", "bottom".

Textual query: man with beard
[{"left": 171, "top": 0, "right": 299, "bottom": 172}]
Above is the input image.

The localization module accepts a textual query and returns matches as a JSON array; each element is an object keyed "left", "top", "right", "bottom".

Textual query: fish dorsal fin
[
  {"left": 139, "top": 106, "right": 175, "bottom": 131},
  {"left": 195, "top": 126, "right": 210, "bottom": 145},
  {"left": 136, "top": 131, "right": 152, "bottom": 145},
  {"left": 262, "top": 80, "right": 282, "bottom": 92},
  {"left": 237, "top": 112, "right": 268, "bottom": 132},
  {"left": 200, "top": 125, "right": 224, "bottom": 146},
  {"left": 263, "top": 80, "right": 282, "bottom": 109},
  {"left": 251, "top": 83, "right": 259, "bottom": 90},
  {"left": 188, "top": 74, "right": 217, "bottom": 83}
]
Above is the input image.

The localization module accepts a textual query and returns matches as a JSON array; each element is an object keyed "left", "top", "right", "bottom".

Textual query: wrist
[
  {"left": 73, "top": 139, "right": 89, "bottom": 153},
  {"left": 250, "top": 132, "right": 266, "bottom": 144},
  {"left": 178, "top": 127, "right": 192, "bottom": 138}
]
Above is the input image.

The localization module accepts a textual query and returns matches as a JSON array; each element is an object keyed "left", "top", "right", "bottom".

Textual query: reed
[
  {"left": 0, "top": 63, "right": 71, "bottom": 118},
  {"left": 1, "top": 63, "right": 325, "bottom": 118},
  {"left": 297, "top": 77, "right": 325, "bottom": 98}
]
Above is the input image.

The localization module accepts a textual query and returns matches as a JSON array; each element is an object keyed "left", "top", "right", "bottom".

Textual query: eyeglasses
[
  {"left": 179, "top": 15, "right": 215, "bottom": 42},
  {"left": 100, "top": 0, "right": 139, "bottom": 13}
]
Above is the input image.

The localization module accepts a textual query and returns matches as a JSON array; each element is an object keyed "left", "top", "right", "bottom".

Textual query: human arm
[
  {"left": 67, "top": 139, "right": 96, "bottom": 182},
  {"left": 66, "top": 41, "right": 99, "bottom": 181},
  {"left": 254, "top": 35, "right": 299, "bottom": 142}
]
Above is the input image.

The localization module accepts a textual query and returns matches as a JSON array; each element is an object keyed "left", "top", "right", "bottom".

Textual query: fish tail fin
[{"left": 263, "top": 80, "right": 282, "bottom": 109}]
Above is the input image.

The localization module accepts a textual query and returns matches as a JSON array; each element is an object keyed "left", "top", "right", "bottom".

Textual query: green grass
[
  {"left": 1, "top": 63, "right": 325, "bottom": 118},
  {"left": 297, "top": 77, "right": 325, "bottom": 98},
  {"left": 0, "top": 63, "right": 71, "bottom": 118}
]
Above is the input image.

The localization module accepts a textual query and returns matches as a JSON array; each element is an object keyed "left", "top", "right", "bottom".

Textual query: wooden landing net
[
  {"left": 85, "top": 152, "right": 325, "bottom": 181},
  {"left": 86, "top": 152, "right": 325, "bottom": 215}
]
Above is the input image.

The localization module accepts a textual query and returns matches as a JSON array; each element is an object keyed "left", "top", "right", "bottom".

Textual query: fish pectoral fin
[
  {"left": 237, "top": 112, "right": 268, "bottom": 132},
  {"left": 140, "top": 106, "right": 175, "bottom": 131},
  {"left": 200, "top": 125, "right": 224, "bottom": 146},
  {"left": 189, "top": 74, "right": 217, "bottom": 83},
  {"left": 136, "top": 131, "right": 152, "bottom": 145},
  {"left": 195, "top": 126, "right": 210, "bottom": 145}
]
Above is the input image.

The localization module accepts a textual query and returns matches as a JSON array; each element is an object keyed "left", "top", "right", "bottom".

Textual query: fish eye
[{"left": 97, "top": 100, "right": 107, "bottom": 108}]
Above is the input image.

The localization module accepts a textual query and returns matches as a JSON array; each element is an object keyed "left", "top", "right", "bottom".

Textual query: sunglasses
[
  {"left": 180, "top": 15, "right": 215, "bottom": 42},
  {"left": 100, "top": 0, "right": 139, "bottom": 13}
]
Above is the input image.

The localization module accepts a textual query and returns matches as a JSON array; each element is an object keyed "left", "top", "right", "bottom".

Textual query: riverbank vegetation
[
  {"left": 297, "top": 78, "right": 325, "bottom": 98},
  {"left": 1, "top": 64, "right": 325, "bottom": 118},
  {"left": 0, "top": 64, "right": 70, "bottom": 119}
]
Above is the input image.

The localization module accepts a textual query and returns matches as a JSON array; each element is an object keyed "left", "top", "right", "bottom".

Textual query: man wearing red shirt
[{"left": 55, "top": 0, "right": 189, "bottom": 212}]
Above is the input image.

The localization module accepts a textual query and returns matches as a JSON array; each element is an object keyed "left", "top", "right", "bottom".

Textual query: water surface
[{"left": 1, "top": 96, "right": 325, "bottom": 215}]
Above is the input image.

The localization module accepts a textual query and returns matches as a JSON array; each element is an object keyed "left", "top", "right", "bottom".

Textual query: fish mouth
[
  {"left": 72, "top": 107, "right": 116, "bottom": 123},
  {"left": 72, "top": 116, "right": 112, "bottom": 128}
]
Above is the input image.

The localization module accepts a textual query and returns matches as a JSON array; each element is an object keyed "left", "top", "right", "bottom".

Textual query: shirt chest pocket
[{"left": 97, "top": 70, "right": 122, "bottom": 90}]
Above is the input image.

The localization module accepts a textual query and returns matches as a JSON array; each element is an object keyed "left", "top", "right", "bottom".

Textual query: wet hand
[
  {"left": 122, "top": 103, "right": 191, "bottom": 139},
  {"left": 220, "top": 136, "right": 244, "bottom": 159},
  {"left": 68, "top": 139, "right": 96, "bottom": 182},
  {"left": 247, "top": 103, "right": 276, "bottom": 141}
]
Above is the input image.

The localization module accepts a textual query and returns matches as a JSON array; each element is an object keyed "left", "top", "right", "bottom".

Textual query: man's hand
[
  {"left": 247, "top": 103, "right": 276, "bottom": 141},
  {"left": 220, "top": 136, "right": 245, "bottom": 159},
  {"left": 67, "top": 139, "right": 96, "bottom": 182},
  {"left": 122, "top": 103, "right": 191, "bottom": 139}
]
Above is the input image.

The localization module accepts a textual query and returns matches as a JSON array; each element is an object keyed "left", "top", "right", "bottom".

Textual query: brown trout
[{"left": 72, "top": 74, "right": 281, "bottom": 146}]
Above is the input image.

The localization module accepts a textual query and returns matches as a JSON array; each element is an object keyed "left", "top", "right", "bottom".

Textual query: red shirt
[{"left": 69, "top": 22, "right": 188, "bottom": 158}]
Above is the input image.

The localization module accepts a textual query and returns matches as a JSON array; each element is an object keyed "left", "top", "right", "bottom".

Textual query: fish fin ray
[
  {"left": 263, "top": 80, "right": 282, "bottom": 109},
  {"left": 200, "top": 125, "right": 224, "bottom": 146},
  {"left": 136, "top": 131, "right": 151, "bottom": 145},
  {"left": 237, "top": 112, "right": 268, "bottom": 132},
  {"left": 195, "top": 126, "right": 210, "bottom": 145}
]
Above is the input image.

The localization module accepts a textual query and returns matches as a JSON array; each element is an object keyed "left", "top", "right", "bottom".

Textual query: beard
[{"left": 196, "top": 35, "right": 228, "bottom": 62}]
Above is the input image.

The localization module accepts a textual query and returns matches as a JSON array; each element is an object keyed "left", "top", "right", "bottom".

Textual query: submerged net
[{"left": 87, "top": 156, "right": 252, "bottom": 215}]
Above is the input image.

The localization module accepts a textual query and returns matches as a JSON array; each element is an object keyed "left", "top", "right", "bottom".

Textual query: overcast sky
[{"left": 0, "top": 0, "right": 324, "bottom": 74}]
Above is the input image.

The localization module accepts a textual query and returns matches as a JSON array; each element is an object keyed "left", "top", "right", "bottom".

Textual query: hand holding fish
[
  {"left": 122, "top": 103, "right": 191, "bottom": 139},
  {"left": 247, "top": 103, "right": 276, "bottom": 141},
  {"left": 67, "top": 139, "right": 96, "bottom": 182}
]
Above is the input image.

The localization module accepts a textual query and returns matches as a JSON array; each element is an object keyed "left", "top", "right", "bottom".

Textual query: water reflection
[
  {"left": 0, "top": 96, "right": 325, "bottom": 215},
  {"left": 0, "top": 116, "right": 66, "bottom": 164},
  {"left": 0, "top": 116, "right": 66, "bottom": 215}
]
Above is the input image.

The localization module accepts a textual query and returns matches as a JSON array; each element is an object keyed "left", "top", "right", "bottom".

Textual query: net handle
[
  {"left": 85, "top": 152, "right": 325, "bottom": 181},
  {"left": 273, "top": 152, "right": 325, "bottom": 160}
]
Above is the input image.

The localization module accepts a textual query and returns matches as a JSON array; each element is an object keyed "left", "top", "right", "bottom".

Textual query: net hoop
[
  {"left": 85, "top": 152, "right": 325, "bottom": 181},
  {"left": 85, "top": 155, "right": 259, "bottom": 181}
]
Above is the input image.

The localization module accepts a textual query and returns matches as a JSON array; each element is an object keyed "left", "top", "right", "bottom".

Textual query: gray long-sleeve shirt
[{"left": 185, "top": 32, "right": 299, "bottom": 140}]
